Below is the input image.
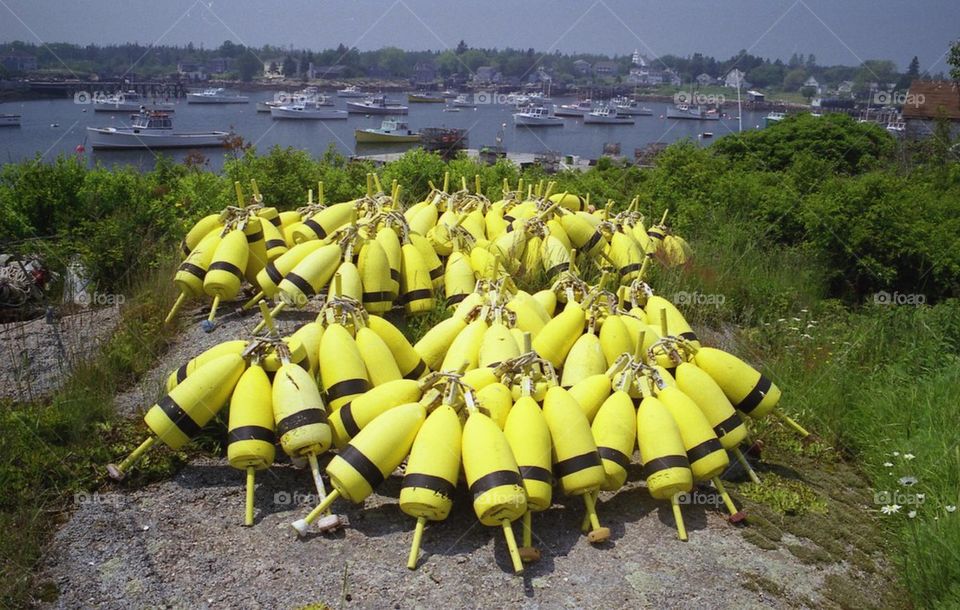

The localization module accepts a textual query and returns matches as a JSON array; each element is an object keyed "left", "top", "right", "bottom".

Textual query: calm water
[{"left": 0, "top": 91, "right": 768, "bottom": 170}]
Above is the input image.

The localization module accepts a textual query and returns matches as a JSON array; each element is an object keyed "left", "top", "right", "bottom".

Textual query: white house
[
  {"left": 262, "top": 59, "right": 285, "bottom": 78},
  {"left": 803, "top": 76, "right": 821, "bottom": 94},
  {"left": 695, "top": 73, "right": 714, "bottom": 87},
  {"left": 176, "top": 61, "right": 207, "bottom": 81},
  {"left": 631, "top": 49, "right": 647, "bottom": 67},
  {"left": 724, "top": 68, "right": 747, "bottom": 88}
]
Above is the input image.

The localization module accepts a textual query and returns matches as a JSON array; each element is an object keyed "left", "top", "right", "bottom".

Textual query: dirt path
[{"left": 38, "top": 305, "right": 898, "bottom": 609}]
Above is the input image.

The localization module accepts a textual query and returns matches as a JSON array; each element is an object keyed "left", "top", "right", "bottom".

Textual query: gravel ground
[{"left": 39, "top": 302, "right": 888, "bottom": 609}]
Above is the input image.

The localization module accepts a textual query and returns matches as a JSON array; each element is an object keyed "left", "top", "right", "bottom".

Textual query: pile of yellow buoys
[{"left": 111, "top": 174, "right": 810, "bottom": 574}]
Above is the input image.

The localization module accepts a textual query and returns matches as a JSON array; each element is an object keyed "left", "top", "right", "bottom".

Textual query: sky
[{"left": 0, "top": 0, "right": 956, "bottom": 72}]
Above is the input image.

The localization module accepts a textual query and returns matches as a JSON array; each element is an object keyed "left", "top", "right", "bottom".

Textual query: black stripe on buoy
[
  {"left": 157, "top": 395, "right": 202, "bottom": 438},
  {"left": 175, "top": 363, "right": 188, "bottom": 384},
  {"left": 713, "top": 412, "right": 743, "bottom": 437},
  {"left": 404, "top": 360, "right": 427, "bottom": 380},
  {"left": 268, "top": 216, "right": 282, "bottom": 227},
  {"left": 245, "top": 230, "right": 264, "bottom": 243},
  {"left": 276, "top": 408, "right": 326, "bottom": 437},
  {"left": 180, "top": 241, "right": 190, "bottom": 256},
  {"left": 362, "top": 290, "right": 394, "bottom": 303},
  {"left": 736, "top": 376, "right": 772, "bottom": 414},
  {"left": 469, "top": 470, "right": 522, "bottom": 500},
  {"left": 619, "top": 262, "right": 643, "bottom": 275},
  {"left": 228, "top": 425, "right": 274, "bottom": 444},
  {"left": 445, "top": 293, "right": 468, "bottom": 307},
  {"left": 678, "top": 331, "right": 698, "bottom": 342},
  {"left": 303, "top": 218, "right": 327, "bottom": 239},
  {"left": 208, "top": 261, "right": 244, "bottom": 279},
  {"left": 598, "top": 446, "right": 631, "bottom": 470},
  {"left": 401, "top": 472, "right": 456, "bottom": 498},
  {"left": 266, "top": 239, "right": 286, "bottom": 250},
  {"left": 338, "top": 403, "right": 361, "bottom": 438},
  {"left": 686, "top": 438, "right": 723, "bottom": 463},
  {"left": 546, "top": 261, "right": 569, "bottom": 277},
  {"left": 642, "top": 454, "right": 689, "bottom": 479},
  {"left": 519, "top": 465, "right": 552, "bottom": 483},
  {"left": 582, "top": 230, "right": 602, "bottom": 252},
  {"left": 326, "top": 378, "right": 370, "bottom": 402},
  {"left": 647, "top": 229, "right": 665, "bottom": 239},
  {"left": 503, "top": 215, "right": 516, "bottom": 223},
  {"left": 400, "top": 288, "right": 433, "bottom": 304},
  {"left": 284, "top": 272, "right": 314, "bottom": 297},
  {"left": 265, "top": 261, "right": 283, "bottom": 285},
  {"left": 178, "top": 262, "right": 206, "bottom": 280},
  {"left": 389, "top": 268, "right": 401, "bottom": 283},
  {"left": 339, "top": 445, "right": 384, "bottom": 488},
  {"left": 429, "top": 266, "right": 443, "bottom": 281},
  {"left": 554, "top": 451, "right": 602, "bottom": 478}
]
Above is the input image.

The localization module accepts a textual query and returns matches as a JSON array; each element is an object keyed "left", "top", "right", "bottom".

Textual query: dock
[{"left": 352, "top": 148, "right": 595, "bottom": 171}]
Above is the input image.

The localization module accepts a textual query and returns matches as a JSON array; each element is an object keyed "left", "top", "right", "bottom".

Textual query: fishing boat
[
  {"left": 346, "top": 95, "right": 408, "bottom": 115},
  {"left": 513, "top": 106, "right": 563, "bottom": 127},
  {"left": 441, "top": 89, "right": 459, "bottom": 99},
  {"left": 0, "top": 112, "right": 21, "bottom": 127},
  {"left": 612, "top": 96, "right": 652, "bottom": 116},
  {"left": 337, "top": 85, "right": 367, "bottom": 98},
  {"left": 583, "top": 106, "right": 634, "bottom": 125},
  {"left": 86, "top": 111, "right": 229, "bottom": 149},
  {"left": 259, "top": 89, "right": 334, "bottom": 112},
  {"left": 666, "top": 103, "right": 720, "bottom": 121},
  {"left": 763, "top": 111, "right": 786, "bottom": 127},
  {"left": 408, "top": 93, "right": 445, "bottom": 103},
  {"left": 270, "top": 101, "right": 348, "bottom": 120},
  {"left": 186, "top": 88, "right": 249, "bottom": 104},
  {"left": 94, "top": 91, "right": 175, "bottom": 112},
  {"left": 451, "top": 94, "right": 476, "bottom": 108},
  {"left": 554, "top": 99, "right": 593, "bottom": 117},
  {"left": 355, "top": 119, "right": 421, "bottom": 143}
]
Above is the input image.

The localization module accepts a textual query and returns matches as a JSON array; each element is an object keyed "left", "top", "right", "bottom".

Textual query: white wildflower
[
  {"left": 904, "top": 453, "right": 915, "bottom": 460},
  {"left": 946, "top": 505, "right": 957, "bottom": 513},
  {"left": 883, "top": 462, "right": 893, "bottom": 467},
  {"left": 892, "top": 451, "right": 900, "bottom": 457},
  {"left": 899, "top": 476, "right": 918, "bottom": 487},
  {"left": 908, "top": 510, "right": 917, "bottom": 518},
  {"left": 880, "top": 504, "right": 901, "bottom": 515}
]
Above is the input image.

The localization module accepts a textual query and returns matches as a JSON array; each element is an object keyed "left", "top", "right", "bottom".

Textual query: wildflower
[
  {"left": 777, "top": 318, "right": 786, "bottom": 323},
  {"left": 801, "top": 333, "right": 813, "bottom": 339},
  {"left": 883, "top": 462, "right": 893, "bottom": 467},
  {"left": 947, "top": 505, "right": 957, "bottom": 513},
  {"left": 899, "top": 476, "right": 918, "bottom": 487},
  {"left": 880, "top": 504, "right": 901, "bottom": 515},
  {"left": 792, "top": 317, "right": 801, "bottom": 322},
  {"left": 908, "top": 510, "right": 917, "bottom": 518},
  {"left": 916, "top": 494, "right": 925, "bottom": 502},
  {"left": 800, "top": 309, "right": 809, "bottom": 313},
  {"left": 892, "top": 451, "right": 900, "bottom": 457},
  {"left": 904, "top": 453, "right": 915, "bottom": 460}
]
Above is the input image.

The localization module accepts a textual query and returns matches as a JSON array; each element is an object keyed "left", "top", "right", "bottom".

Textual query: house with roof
[
  {"left": 593, "top": 61, "right": 619, "bottom": 77},
  {"left": 696, "top": 73, "right": 714, "bottom": 87},
  {"left": 311, "top": 65, "right": 347, "bottom": 79},
  {"left": 803, "top": 76, "right": 821, "bottom": 94},
  {"left": 631, "top": 49, "right": 647, "bottom": 67},
  {"left": 413, "top": 61, "right": 437, "bottom": 86},
  {"left": 473, "top": 65, "right": 501, "bottom": 84},
  {"left": 177, "top": 61, "right": 207, "bottom": 81},
  {"left": 572, "top": 59, "right": 591, "bottom": 76},
  {"left": 837, "top": 80, "right": 854, "bottom": 95},
  {"left": 747, "top": 90, "right": 765, "bottom": 102},
  {"left": 724, "top": 68, "right": 747, "bottom": 88},
  {"left": 262, "top": 58, "right": 285, "bottom": 78}
]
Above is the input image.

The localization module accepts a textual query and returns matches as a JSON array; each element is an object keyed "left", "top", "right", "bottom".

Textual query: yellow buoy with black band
[
  {"left": 227, "top": 364, "right": 275, "bottom": 526},
  {"left": 319, "top": 323, "right": 371, "bottom": 411},
  {"left": 607, "top": 231, "right": 644, "bottom": 282},
  {"left": 542, "top": 386, "right": 609, "bottom": 543},
  {"left": 272, "top": 362, "right": 331, "bottom": 459},
  {"left": 366, "top": 315, "right": 428, "bottom": 380},
  {"left": 357, "top": 239, "right": 394, "bottom": 314},
  {"left": 276, "top": 243, "right": 342, "bottom": 308},
  {"left": 202, "top": 229, "right": 249, "bottom": 329},
  {"left": 402, "top": 404, "right": 462, "bottom": 569},
  {"left": 444, "top": 251, "right": 477, "bottom": 309},
  {"left": 592, "top": 389, "right": 637, "bottom": 492},
  {"left": 262, "top": 218, "right": 288, "bottom": 262},
  {"left": 108, "top": 353, "right": 246, "bottom": 480},
  {"left": 328, "top": 378, "right": 422, "bottom": 448},
  {"left": 399, "top": 242, "right": 436, "bottom": 315},
  {"left": 242, "top": 215, "right": 269, "bottom": 289},
  {"left": 559, "top": 210, "right": 606, "bottom": 256},
  {"left": 540, "top": 234, "right": 571, "bottom": 280},
  {"left": 376, "top": 226, "right": 402, "bottom": 299},
  {"left": 292, "top": 201, "right": 356, "bottom": 243},
  {"left": 692, "top": 347, "right": 781, "bottom": 419},
  {"left": 247, "top": 240, "right": 326, "bottom": 309},
  {"left": 165, "top": 229, "right": 222, "bottom": 324},
  {"left": 355, "top": 326, "right": 403, "bottom": 387},
  {"left": 181, "top": 213, "right": 222, "bottom": 255},
  {"left": 658, "top": 385, "right": 743, "bottom": 522},
  {"left": 409, "top": 233, "right": 444, "bottom": 292},
  {"left": 549, "top": 191, "right": 586, "bottom": 212},
  {"left": 414, "top": 316, "right": 466, "bottom": 372},
  {"left": 504, "top": 392, "right": 552, "bottom": 562},
  {"left": 292, "top": 402, "right": 426, "bottom": 536},
  {"left": 165, "top": 339, "right": 248, "bottom": 392},
  {"left": 462, "top": 407, "right": 527, "bottom": 573},
  {"left": 636, "top": 395, "right": 693, "bottom": 540},
  {"left": 644, "top": 295, "right": 700, "bottom": 349}
]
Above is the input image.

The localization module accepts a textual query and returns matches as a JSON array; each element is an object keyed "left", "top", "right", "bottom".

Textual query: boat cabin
[{"left": 132, "top": 112, "right": 173, "bottom": 130}]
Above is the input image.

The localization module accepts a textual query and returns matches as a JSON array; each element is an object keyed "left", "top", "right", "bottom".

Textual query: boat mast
[{"left": 736, "top": 71, "right": 742, "bottom": 133}]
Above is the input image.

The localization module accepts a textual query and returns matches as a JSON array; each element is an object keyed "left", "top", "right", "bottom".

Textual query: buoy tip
[
  {"left": 587, "top": 527, "right": 610, "bottom": 544},
  {"left": 201, "top": 319, "right": 217, "bottom": 333},
  {"left": 728, "top": 511, "right": 747, "bottom": 524},
  {"left": 106, "top": 464, "right": 125, "bottom": 481},
  {"left": 291, "top": 519, "right": 310, "bottom": 537},
  {"left": 519, "top": 547, "right": 541, "bottom": 563}
]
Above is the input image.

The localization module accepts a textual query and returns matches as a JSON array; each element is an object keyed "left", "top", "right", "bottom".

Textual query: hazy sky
[{"left": 0, "top": 0, "right": 955, "bottom": 71}]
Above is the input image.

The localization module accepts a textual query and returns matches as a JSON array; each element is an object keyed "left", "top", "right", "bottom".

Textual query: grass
[{"left": 0, "top": 259, "right": 184, "bottom": 608}]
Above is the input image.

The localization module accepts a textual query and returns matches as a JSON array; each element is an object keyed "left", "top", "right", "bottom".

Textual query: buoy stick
[
  {"left": 660, "top": 208, "right": 669, "bottom": 225},
  {"left": 712, "top": 477, "right": 739, "bottom": 517},
  {"left": 107, "top": 436, "right": 157, "bottom": 480},
  {"left": 292, "top": 489, "right": 341, "bottom": 536},
  {"left": 164, "top": 292, "right": 188, "bottom": 324},
  {"left": 258, "top": 301, "right": 279, "bottom": 337},
  {"left": 207, "top": 295, "right": 221, "bottom": 323},
  {"left": 374, "top": 174, "right": 384, "bottom": 194},
  {"left": 317, "top": 182, "right": 324, "bottom": 206},
  {"left": 671, "top": 493, "right": 688, "bottom": 541},
  {"left": 242, "top": 290, "right": 265, "bottom": 310},
  {"left": 773, "top": 409, "right": 811, "bottom": 437},
  {"left": 461, "top": 176, "right": 468, "bottom": 191},
  {"left": 522, "top": 511, "right": 533, "bottom": 548},
  {"left": 475, "top": 174, "right": 482, "bottom": 195},
  {"left": 732, "top": 447, "right": 761, "bottom": 484},
  {"left": 442, "top": 172, "right": 450, "bottom": 193},
  {"left": 252, "top": 302, "right": 285, "bottom": 334},
  {"left": 583, "top": 491, "right": 602, "bottom": 531},
  {"left": 579, "top": 493, "right": 593, "bottom": 532},
  {"left": 501, "top": 520, "right": 523, "bottom": 574},
  {"left": 245, "top": 467, "right": 256, "bottom": 526},
  {"left": 407, "top": 517, "right": 426, "bottom": 569},
  {"left": 306, "top": 452, "right": 328, "bottom": 504},
  {"left": 234, "top": 181, "right": 245, "bottom": 206},
  {"left": 660, "top": 308, "right": 669, "bottom": 337}
]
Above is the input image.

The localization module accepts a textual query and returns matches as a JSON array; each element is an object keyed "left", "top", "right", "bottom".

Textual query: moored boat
[
  {"left": 346, "top": 95, "right": 408, "bottom": 115},
  {"left": 612, "top": 96, "right": 652, "bottom": 116},
  {"left": 86, "top": 111, "right": 229, "bottom": 149},
  {"left": 513, "top": 106, "right": 563, "bottom": 127},
  {"left": 355, "top": 119, "right": 421, "bottom": 143},
  {"left": 763, "top": 111, "right": 786, "bottom": 127},
  {"left": 666, "top": 103, "right": 720, "bottom": 121},
  {"left": 337, "top": 85, "right": 367, "bottom": 98},
  {"left": 270, "top": 101, "right": 348, "bottom": 120},
  {"left": 583, "top": 105, "right": 634, "bottom": 125},
  {"left": 0, "top": 113, "right": 21, "bottom": 127},
  {"left": 186, "top": 88, "right": 249, "bottom": 104},
  {"left": 554, "top": 99, "right": 593, "bottom": 117},
  {"left": 94, "top": 91, "right": 175, "bottom": 112},
  {"left": 408, "top": 93, "right": 445, "bottom": 103},
  {"left": 451, "top": 94, "right": 476, "bottom": 108}
]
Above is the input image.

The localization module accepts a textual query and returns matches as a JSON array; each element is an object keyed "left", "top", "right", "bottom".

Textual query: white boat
[
  {"left": 259, "top": 89, "right": 333, "bottom": 112},
  {"left": 441, "top": 89, "right": 459, "bottom": 99},
  {"left": 346, "top": 95, "right": 408, "bottom": 115},
  {"left": 513, "top": 106, "right": 563, "bottom": 127},
  {"left": 612, "top": 96, "right": 652, "bottom": 116},
  {"left": 583, "top": 106, "right": 634, "bottom": 125},
  {"left": 186, "top": 88, "right": 249, "bottom": 104},
  {"left": 337, "top": 85, "right": 367, "bottom": 98},
  {"left": 554, "top": 99, "right": 593, "bottom": 117},
  {"left": 666, "top": 103, "right": 720, "bottom": 121},
  {"left": 355, "top": 119, "right": 421, "bottom": 143},
  {"left": 94, "top": 91, "right": 175, "bottom": 113},
  {"left": 764, "top": 111, "right": 786, "bottom": 127},
  {"left": 270, "top": 101, "right": 347, "bottom": 120},
  {"left": 452, "top": 94, "right": 476, "bottom": 107},
  {"left": 86, "top": 112, "right": 229, "bottom": 149},
  {"left": 0, "top": 113, "right": 21, "bottom": 127},
  {"left": 505, "top": 93, "right": 530, "bottom": 106}
]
